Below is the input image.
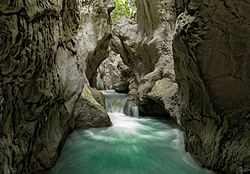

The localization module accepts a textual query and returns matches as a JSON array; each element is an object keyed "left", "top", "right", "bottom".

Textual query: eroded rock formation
[
  {"left": 173, "top": 1, "right": 250, "bottom": 173},
  {"left": 0, "top": 0, "right": 113, "bottom": 173},
  {"left": 111, "top": 18, "right": 138, "bottom": 93},
  {"left": 134, "top": 0, "right": 180, "bottom": 119},
  {"left": 111, "top": 0, "right": 250, "bottom": 173},
  {"left": 80, "top": 0, "right": 115, "bottom": 86},
  {"left": 111, "top": 0, "right": 179, "bottom": 119},
  {"left": 95, "top": 51, "right": 129, "bottom": 90}
]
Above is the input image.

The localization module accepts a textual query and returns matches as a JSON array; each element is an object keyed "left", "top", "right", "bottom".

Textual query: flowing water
[{"left": 50, "top": 90, "right": 213, "bottom": 174}]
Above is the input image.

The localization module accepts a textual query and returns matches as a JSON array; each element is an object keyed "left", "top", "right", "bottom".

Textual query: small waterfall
[
  {"left": 50, "top": 90, "right": 214, "bottom": 174},
  {"left": 102, "top": 90, "right": 141, "bottom": 129},
  {"left": 102, "top": 90, "right": 130, "bottom": 114},
  {"left": 131, "top": 106, "right": 139, "bottom": 117}
]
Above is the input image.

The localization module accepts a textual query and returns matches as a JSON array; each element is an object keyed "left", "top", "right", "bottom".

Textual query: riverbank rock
[
  {"left": 90, "top": 88, "right": 106, "bottom": 108},
  {"left": 173, "top": 1, "right": 250, "bottom": 173},
  {"left": 74, "top": 85, "right": 111, "bottom": 129},
  {"left": 147, "top": 78, "right": 180, "bottom": 123},
  {"left": 0, "top": 0, "right": 113, "bottom": 173}
]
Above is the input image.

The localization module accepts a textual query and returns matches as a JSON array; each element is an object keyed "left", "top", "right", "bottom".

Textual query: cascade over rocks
[
  {"left": 173, "top": 0, "right": 250, "bottom": 173},
  {"left": 0, "top": 0, "right": 113, "bottom": 173},
  {"left": 110, "top": 0, "right": 179, "bottom": 120}
]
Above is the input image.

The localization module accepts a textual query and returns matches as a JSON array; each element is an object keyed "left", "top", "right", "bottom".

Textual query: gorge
[{"left": 0, "top": 0, "right": 250, "bottom": 174}]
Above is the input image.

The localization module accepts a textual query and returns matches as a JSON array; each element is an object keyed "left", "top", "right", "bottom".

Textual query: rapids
[{"left": 50, "top": 90, "right": 213, "bottom": 174}]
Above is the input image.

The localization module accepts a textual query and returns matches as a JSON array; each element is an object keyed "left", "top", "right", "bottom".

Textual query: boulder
[
  {"left": 90, "top": 88, "right": 106, "bottom": 108},
  {"left": 124, "top": 98, "right": 139, "bottom": 117},
  {"left": 147, "top": 78, "right": 180, "bottom": 123},
  {"left": 74, "top": 85, "right": 111, "bottom": 129}
]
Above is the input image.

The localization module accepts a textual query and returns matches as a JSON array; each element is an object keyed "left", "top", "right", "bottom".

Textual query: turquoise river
[{"left": 50, "top": 90, "right": 213, "bottom": 174}]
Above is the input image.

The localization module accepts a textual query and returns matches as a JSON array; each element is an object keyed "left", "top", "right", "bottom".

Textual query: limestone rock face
[
  {"left": 111, "top": 18, "right": 138, "bottom": 93},
  {"left": 111, "top": 1, "right": 179, "bottom": 119},
  {"left": 0, "top": 0, "right": 113, "bottom": 173},
  {"left": 135, "top": 0, "right": 178, "bottom": 119},
  {"left": 95, "top": 51, "right": 128, "bottom": 90},
  {"left": 114, "top": 67, "right": 133, "bottom": 93},
  {"left": 78, "top": 0, "right": 115, "bottom": 86},
  {"left": 111, "top": 18, "right": 138, "bottom": 69},
  {"left": 173, "top": 1, "right": 250, "bottom": 173}
]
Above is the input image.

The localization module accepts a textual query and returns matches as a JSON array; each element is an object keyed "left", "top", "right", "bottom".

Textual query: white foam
[{"left": 109, "top": 113, "right": 143, "bottom": 132}]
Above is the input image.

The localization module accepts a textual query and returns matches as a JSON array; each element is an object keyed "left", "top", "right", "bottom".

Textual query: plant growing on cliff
[
  {"left": 128, "top": 0, "right": 136, "bottom": 16},
  {"left": 111, "top": 0, "right": 136, "bottom": 23}
]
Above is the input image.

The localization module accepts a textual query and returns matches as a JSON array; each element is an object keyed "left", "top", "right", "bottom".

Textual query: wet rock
[
  {"left": 124, "top": 98, "right": 139, "bottom": 117},
  {"left": 90, "top": 88, "right": 106, "bottom": 108},
  {"left": 147, "top": 78, "right": 180, "bottom": 123},
  {"left": 173, "top": 0, "right": 250, "bottom": 173},
  {"left": 124, "top": 99, "right": 135, "bottom": 116},
  {"left": 74, "top": 85, "right": 111, "bottom": 129},
  {"left": 0, "top": 0, "right": 113, "bottom": 173}
]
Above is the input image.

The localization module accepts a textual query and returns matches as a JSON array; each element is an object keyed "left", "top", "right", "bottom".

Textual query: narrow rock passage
[{"left": 50, "top": 90, "right": 213, "bottom": 174}]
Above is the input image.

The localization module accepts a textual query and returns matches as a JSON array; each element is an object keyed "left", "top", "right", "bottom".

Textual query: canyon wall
[
  {"left": 0, "top": 0, "right": 113, "bottom": 173},
  {"left": 0, "top": 0, "right": 249, "bottom": 173},
  {"left": 173, "top": 0, "right": 250, "bottom": 173},
  {"left": 135, "top": 0, "right": 179, "bottom": 118},
  {"left": 111, "top": 0, "right": 179, "bottom": 120},
  {"left": 112, "top": 0, "right": 250, "bottom": 173},
  {"left": 95, "top": 51, "right": 129, "bottom": 90}
]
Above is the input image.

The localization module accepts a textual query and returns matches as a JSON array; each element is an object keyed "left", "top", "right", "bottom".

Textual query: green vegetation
[
  {"left": 128, "top": 0, "right": 136, "bottom": 16},
  {"left": 111, "top": 0, "right": 136, "bottom": 23}
]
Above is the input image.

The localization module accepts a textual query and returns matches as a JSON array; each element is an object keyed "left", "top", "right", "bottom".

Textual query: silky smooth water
[{"left": 50, "top": 90, "right": 213, "bottom": 174}]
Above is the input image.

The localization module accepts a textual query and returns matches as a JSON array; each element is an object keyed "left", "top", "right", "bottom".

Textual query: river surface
[{"left": 50, "top": 90, "right": 213, "bottom": 174}]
